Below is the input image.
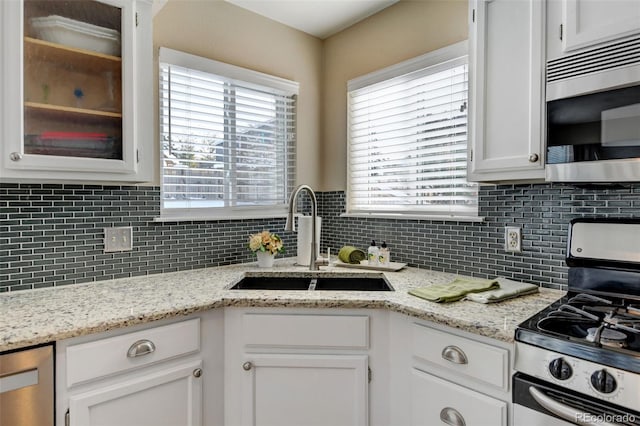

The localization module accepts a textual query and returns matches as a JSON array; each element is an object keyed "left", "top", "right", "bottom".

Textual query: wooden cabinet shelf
[
  {"left": 25, "top": 101, "right": 122, "bottom": 119},
  {"left": 24, "top": 36, "right": 121, "bottom": 73}
]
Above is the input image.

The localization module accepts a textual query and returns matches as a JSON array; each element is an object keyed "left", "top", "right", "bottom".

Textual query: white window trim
[
  {"left": 339, "top": 212, "right": 485, "bottom": 223},
  {"left": 159, "top": 47, "right": 299, "bottom": 96},
  {"left": 347, "top": 41, "right": 467, "bottom": 92},
  {"left": 157, "top": 48, "right": 298, "bottom": 221},
  {"left": 346, "top": 40, "right": 479, "bottom": 222}
]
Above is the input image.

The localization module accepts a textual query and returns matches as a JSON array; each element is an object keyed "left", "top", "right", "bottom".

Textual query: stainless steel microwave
[{"left": 545, "top": 36, "right": 640, "bottom": 183}]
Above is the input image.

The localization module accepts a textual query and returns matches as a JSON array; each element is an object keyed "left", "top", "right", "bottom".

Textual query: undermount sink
[{"left": 229, "top": 273, "right": 394, "bottom": 292}]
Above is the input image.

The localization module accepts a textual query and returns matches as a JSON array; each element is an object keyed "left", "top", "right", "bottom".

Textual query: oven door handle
[{"left": 529, "top": 386, "right": 621, "bottom": 426}]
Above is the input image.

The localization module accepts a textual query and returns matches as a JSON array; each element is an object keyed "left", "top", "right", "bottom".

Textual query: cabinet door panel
[
  {"left": 468, "top": 0, "right": 545, "bottom": 181},
  {"left": 563, "top": 0, "right": 640, "bottom": 52},
  {"left": 241, "top": 354, "right": 368, "bottom": 426},
  {"left": 411, "top": 368, "right": 507, "bottom": 426},
  {"left": 69, "top": 360, "right": 202, "bottom": 426}
]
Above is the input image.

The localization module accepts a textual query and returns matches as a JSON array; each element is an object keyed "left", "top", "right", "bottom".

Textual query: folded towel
[
  {"left": 338, "top": 246, "right": 367, "bottom": 264},
  {"left": 408, "top": 277, "right": 499, "bottom": 303},
  {"left": 465, "top": 277, "right": 539, "bottom": 303}
]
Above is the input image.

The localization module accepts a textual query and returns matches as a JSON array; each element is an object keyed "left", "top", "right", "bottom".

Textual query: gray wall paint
[{"left": 2, "top": 183, "right": 640, "bottom": 292}]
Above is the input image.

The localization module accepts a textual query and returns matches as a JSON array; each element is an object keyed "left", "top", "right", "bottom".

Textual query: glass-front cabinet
[{"left": 1, "top": 0, "right": 153, "bottom": 182}]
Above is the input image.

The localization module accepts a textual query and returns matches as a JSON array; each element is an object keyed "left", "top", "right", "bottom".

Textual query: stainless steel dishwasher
[{"left": 0, "top": 344, "right": 54, "bottom": 426}]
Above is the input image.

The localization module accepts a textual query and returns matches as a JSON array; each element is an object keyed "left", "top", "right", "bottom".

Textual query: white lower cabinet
[
  {"left": 68, "top": 359, "right": 202, "bottom": 426},
  {"left": 224, "top": 308, "right": 390, "bottom": 426},
  {"left": 54, "top": 306, "right": 513, "bottom": 426},
  {"left": 56, "top": 311, "right": 225, "bottom": 426},
  {"left": 240, "top": 353, "right": 368, "bottom": 426},
  {"left": 411, "top": 368, "right": 507, "bottom": 426},
  {"left": 389, "top": 313, "right": 513, "bottom": 426}
]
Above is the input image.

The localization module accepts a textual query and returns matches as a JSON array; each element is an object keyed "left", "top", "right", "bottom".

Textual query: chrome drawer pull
[
  {"left": 127, "top": 339, "right": 156, "bottom": 358},
  {"left": 242, "top": 362, "right": 253, "bottom": 371},
  {"left": 441, "top": 345, "right": 468, "bottom": 365},
  {"left": 440, "top": 407, "right": 466, "bottom": 426}
]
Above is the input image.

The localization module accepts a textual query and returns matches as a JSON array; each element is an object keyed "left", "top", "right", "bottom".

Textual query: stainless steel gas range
[{"left": 514, "top": 218, "right": 640, "bottom": 426}]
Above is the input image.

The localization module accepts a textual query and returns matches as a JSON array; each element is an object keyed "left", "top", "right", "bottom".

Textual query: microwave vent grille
[{"left": 547, "top": 36, "right": 640, "bottom": 83}]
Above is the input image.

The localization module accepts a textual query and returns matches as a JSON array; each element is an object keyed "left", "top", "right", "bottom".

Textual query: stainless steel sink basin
[
  {"left": 229, "top": 273, "right": 394, "bottom": 291},
  {"left": 228, "top": 276, "right": 312, "bottom": 290}
]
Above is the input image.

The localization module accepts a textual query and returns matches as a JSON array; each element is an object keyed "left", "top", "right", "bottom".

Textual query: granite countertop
[{"left": 0, "top": 259, "right": 563, "bottom": 352}]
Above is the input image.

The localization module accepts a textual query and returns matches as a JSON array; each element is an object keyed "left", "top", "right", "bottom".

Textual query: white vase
[{"left": 256, "top": 251, "right": 275, "bottom": 268}]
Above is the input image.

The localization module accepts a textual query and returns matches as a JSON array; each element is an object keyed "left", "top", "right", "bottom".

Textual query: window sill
[
  {"left": 154, "top": 212, "right": 289, "bottom": 223},
  {"left": 340, "top": 212, "right": 485, "bottom": 223}
]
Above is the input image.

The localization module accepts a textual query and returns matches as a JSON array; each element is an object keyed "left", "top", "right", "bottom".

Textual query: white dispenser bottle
[
  {"left": 379, "top": 241, "right": 390, "bottom": 266},
  {"left": 367, "top": 240, "right": 379, "bottom": 265}
]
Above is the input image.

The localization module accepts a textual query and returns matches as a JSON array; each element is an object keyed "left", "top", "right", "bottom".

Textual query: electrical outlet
[
  {"left": 505, "top": 226, "right": 522, "bottom": 253},
  {"left": 104, "top": 226, "right": 133, "bottom": 252}
]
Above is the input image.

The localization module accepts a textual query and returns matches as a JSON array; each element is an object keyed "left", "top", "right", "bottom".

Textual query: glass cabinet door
[
  {"left": 23, "top": 0, "right": 123, "bottom": 161},
  {"left": 1, "top": 0, "right": 152, "bottom": 181}
]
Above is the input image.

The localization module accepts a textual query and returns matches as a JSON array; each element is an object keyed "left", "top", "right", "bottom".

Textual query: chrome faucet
[{"left": 285, "top": 184, "right": 320, "bottom": 271}]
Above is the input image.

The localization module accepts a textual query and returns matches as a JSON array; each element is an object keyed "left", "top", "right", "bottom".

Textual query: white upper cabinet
[
  {"left": 468, "top": 0, "right": 546, "bottom": 182},
  {"left": 0, "top": 0, "right": 153, "bottom": 183},
  {"left": 547, "top": 0, "right": 640, "bottom": 58}
]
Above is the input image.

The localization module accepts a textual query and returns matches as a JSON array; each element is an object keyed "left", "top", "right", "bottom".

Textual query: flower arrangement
[{"left": 248, "top": 230, "right": 285, "bottom": 255}]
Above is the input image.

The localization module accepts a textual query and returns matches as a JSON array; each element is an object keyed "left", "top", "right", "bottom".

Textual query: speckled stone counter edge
[{"left": 0, "top": 259, "right": 563, "bottom": 352}]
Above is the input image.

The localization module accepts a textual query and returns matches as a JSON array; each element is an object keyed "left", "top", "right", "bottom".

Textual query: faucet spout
[{"left": 285, "top": 184, "right": 319, "bottom": 270}]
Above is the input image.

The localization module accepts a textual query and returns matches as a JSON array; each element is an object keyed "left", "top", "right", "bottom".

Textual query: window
[
  {"left": 159, "top": 48, "right": 297, "bottom": 220},
  {"left": 347, "top": 41, "right": 478, "bottom": 219}
]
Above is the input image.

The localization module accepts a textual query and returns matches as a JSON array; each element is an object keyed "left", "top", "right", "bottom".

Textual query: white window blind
[
  {"left": 347, "top": 42, "right": 478, "bottom": 219},
  {"left": 159, "top": 48, "right": 297, "bottom": 219}
]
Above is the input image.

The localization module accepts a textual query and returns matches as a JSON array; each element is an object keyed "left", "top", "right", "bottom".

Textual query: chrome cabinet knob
[
  {"left": 528, "top": 153, "right": 539, "bottom": 163},
  {"left": 9, "top": 152, "right": 23, "bottom": 162},
  {"left": 441, "top": 345, "right": 468, "bottom": 365},
  {"left": 242, "top": 362, "right": 253, "bottom": 371},
  {"left": 193, "top": 368, "right": 202, "bottom": 378},
  {"left": 126, "top": 339, "right": 156, "bottom": 358},
  {"left": 440, "top": 407, "right": 466, "bottom": 426}
]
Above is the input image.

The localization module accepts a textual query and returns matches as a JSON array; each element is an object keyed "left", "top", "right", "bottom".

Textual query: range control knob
[
  {"left": 591, "top": 369, "right": 617, "bottom": 394},
  {"left": 549, "top": 358, "right": 573, "bottom": 380}
]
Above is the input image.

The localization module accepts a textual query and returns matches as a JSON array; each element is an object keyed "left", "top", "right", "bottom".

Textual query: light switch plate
[{"left": 104, "top": 226, "right": 133, "bottom": 252}]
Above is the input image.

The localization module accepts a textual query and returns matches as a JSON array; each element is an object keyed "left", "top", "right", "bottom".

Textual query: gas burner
[
  {"left": 536, "top": 316, "right": 600, "bottom": 340},
  {"left": 568, "top": 293, "right": 613, "bottom": 305},
  {"left": 556, "top": 304, "right": 600, "bottom": 321},
  {"left": 604, "top": 313, "right": 640, "bottom": 336},
  {"left": 586, "top": 326, "right": 627, "bottom": 348}
]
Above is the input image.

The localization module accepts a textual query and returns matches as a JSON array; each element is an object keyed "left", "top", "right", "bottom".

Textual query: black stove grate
[{"left": 516, "top": 292, "right": 640, "bottom": 373}]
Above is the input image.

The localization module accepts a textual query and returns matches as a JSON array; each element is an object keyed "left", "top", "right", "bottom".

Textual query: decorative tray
[{"left": 334, "top": 260, "right": 407, "bottom": 272}]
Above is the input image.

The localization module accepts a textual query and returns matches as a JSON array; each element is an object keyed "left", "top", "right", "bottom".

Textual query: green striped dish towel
[{"left": 408, "top": 277, "right": 500, "bottom": 303}]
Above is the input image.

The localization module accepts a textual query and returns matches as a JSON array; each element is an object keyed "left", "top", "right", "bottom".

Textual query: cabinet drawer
[
  {"left": 66, "top": 318, "right": 200, "bottom": 387},
  {"left": 411, "top": 368, "right": 507, "bottom": 426},
  {"left": 411, "top": 322, "right": 509, "bottom": 390},
  {"left": 242, "top": 314, "right": 369, "bottom": 349}
]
